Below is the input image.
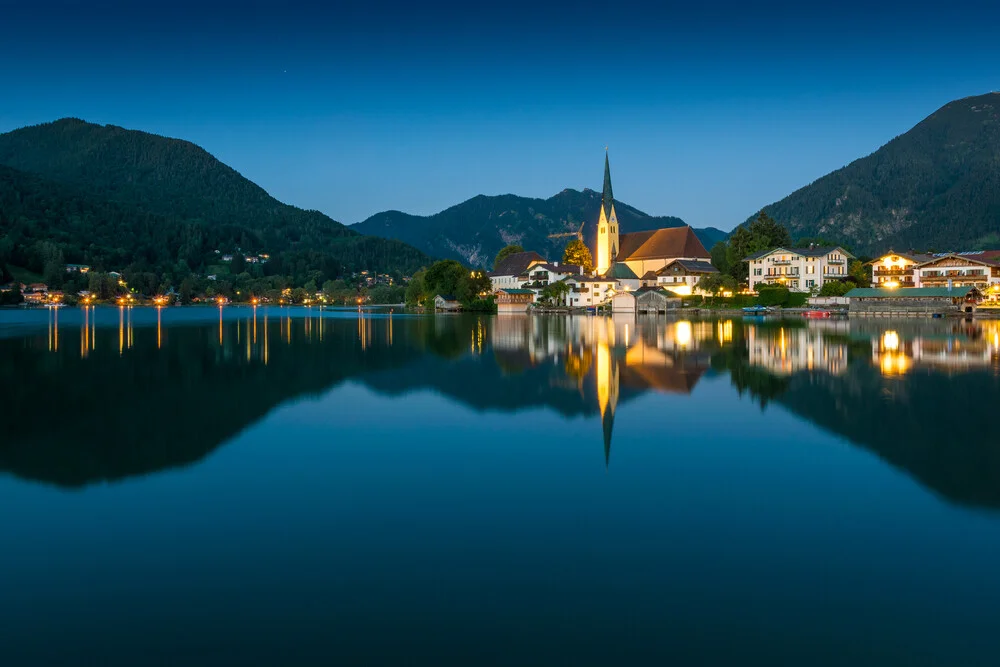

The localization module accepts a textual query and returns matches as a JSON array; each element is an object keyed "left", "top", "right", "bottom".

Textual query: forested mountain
[
  {"left": 353, "top": 188, "right": 727, "bottom": 267},
  {"left": 0, "top": 119, "right": 432, "bottom": 283},
  {"left": 754, "top": 92, "right": 1000, "bottom": 253}
]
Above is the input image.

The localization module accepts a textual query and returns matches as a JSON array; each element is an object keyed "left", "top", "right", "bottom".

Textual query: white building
[
  {"left": 910, "top": 252, "right": 1000, "bottom": 290},
  {"left": 655, "top": 259, "right": 719, "bottom": 296},
  {"left": 744, "top": 245, "right": 854, "bottom": 293},
  {"left": 488, "top": 251, "right": 546, "bottom": 291},
  {"left": 565, "top": 275, "right": 619, "bottom": 308}
]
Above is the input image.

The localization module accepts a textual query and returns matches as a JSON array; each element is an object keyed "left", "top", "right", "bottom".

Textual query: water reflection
[{"left": 4, "top": 308, "right": 1000, "bottom": 508}]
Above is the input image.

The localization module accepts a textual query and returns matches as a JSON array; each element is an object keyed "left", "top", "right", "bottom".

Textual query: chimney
[{"left": 554, "top": 261, "right": 559, "bottom": 267}]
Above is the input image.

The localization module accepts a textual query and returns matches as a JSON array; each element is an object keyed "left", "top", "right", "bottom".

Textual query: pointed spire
[{"left": 602, "top": 149, "right": 614, "bottom": 220}]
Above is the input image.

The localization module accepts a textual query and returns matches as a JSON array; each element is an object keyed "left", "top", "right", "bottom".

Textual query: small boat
[
  {"left": 803, "top": 310, "right": 832, "bottom": 319},
  {"left": 742, "top": 305, "right": 770, "bottom": 315}
]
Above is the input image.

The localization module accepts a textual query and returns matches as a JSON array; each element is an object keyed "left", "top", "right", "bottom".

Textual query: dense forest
[
  {"left": 752, "top": 93, "right": 1000, "bottom": 253},
  {"left": 353, "top": 188, "right": 728, "bottom": 267},
  {"left": 0, "top": 119, "right": 432, "bottom": 293}
]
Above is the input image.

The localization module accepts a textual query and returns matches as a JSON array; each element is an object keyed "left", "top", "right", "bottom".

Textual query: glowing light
[
  {"left": 675, "top": 321, "right": 693, "bottom": 347},
  {"left": 885, "top": 280, "right": 900, "bottom": 289},
  {"left": 880, "top": 352, "right": 911, "bottom": 376},
  {"left": 882, "top": 331, "right": 900, "bottom": 352}
]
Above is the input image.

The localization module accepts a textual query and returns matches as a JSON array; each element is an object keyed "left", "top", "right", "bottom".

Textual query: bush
[
  {"left": 787, "top": 292, "right": 808, "bottom": 307},
  {"left": 756, "top": 286, "right": 791, "bottom": 306},
  {"left": 818, "top": 280, "right": 852, "bottom": 297},
  {"left": 463, "top": 298, "right": 497, "bottom": 312}
]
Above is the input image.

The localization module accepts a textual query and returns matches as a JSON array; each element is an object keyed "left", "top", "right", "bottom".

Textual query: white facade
[
  {"left": 746, "top": 247, "right": 853, "bottom": 293},
  {"left": 565, "top": 277, "right": 619, "bottom": 307},
  {"left": 910, "top": 254, "right": 1000, "bottom": 290}
]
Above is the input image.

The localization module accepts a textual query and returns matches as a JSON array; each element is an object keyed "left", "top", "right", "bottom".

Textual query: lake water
[{"left": 2, "top": 306, "right": 1000, "bottom": 666}]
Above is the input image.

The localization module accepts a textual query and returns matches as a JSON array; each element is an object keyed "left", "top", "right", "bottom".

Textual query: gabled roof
[
  {"left": 845, "top": 287, "right": 975, "bottom": 298},
  {"left": 604, "top": 262, "right": 638, "bottom": 279},
  {"left": 657, "top": 259, "right": 718, "bottom": 274},
  {"left": 498, "top": 288, "right": 535, "bottom": 295},
  {"left": 617, "top": 226, "right": 710, "bottom": 261},
  {"left": 531, "top": 262, "right": 583, "bottom": 275},
  {"left": 634, "top": 286, "right": 680, "bottom": 298},
  {"left": 492, "top": 251, "right": 546, "bottom": 277},
  {"left": 435, "top": 294, "right": 458, "bottom": 301},
  {"left": 640, "top": 270, "right": 657, "bottom": 280},
  {"left": 916, "top": 251, "right": 1000, "bottom": 268},
  {"left": 743, "top": 246, "right": 853, "bottom": 261},
  {"left": 865, "top": 250, "right": 935, "bottom": 265}
]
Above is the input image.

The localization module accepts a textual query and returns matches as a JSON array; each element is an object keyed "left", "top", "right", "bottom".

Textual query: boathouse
[
  {"left": 434, "top": 294, "right": 462, "bottom": 311},
  {"left": 496, "top": 288, "right": 535, "bottom": 313},
  {"left": 845, "top": 286, "right": 980, "bottom": 316},
  {"left": 634, "top": 287, "right": 682, "bottom": 314}
]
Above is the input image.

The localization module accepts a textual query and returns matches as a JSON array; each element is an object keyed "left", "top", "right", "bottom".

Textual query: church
[{"left": 591, "top": 153, "right": 711, "bottom": 280}]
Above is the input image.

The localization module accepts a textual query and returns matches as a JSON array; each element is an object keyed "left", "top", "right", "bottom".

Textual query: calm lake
[{"left": 2, "top": 306, "right": 1000, "bottom": 666}]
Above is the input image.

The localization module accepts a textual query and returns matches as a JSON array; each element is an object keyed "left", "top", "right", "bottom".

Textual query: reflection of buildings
[
  {"left": 747, "top": 325, "right": 848, "bottom": 376},
  {"left": 498, "top": 314, "right": 718, "bottom": 465},
  {"left": 872, "top": 324, "right": 1000, "bottom": 375}
]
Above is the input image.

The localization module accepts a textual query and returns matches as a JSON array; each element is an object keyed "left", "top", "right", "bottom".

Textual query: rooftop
[
  {"left": 744, "top": 245, "right": 853, "bottom": 261},
  {"left": 617, "top": 226, "right": 710, "bottom": 261},
  {"left": 491, "top": 251, "right": 546, "bottom": 277}
]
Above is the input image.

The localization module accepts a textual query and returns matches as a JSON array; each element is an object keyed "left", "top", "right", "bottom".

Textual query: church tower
[{"left": 594, "top": 151, "right": 619, "bottom": 276}]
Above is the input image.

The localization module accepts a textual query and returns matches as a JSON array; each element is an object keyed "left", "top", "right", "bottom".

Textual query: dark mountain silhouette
[
  {"left": 754, "top": 92, "right": 1000, "bottom": 253},
  {"left": 353, "top": 188, "right": 727, "bottom": 267}
]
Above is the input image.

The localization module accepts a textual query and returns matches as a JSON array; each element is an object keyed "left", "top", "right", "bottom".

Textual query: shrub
[{"left": 756, "top": 286, "right": 791, "bottom": 306}]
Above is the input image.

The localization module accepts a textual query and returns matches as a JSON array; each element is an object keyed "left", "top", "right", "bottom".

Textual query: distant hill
[
  {"left": 353, "top": 188, "right": 727, "bottom": 267},
  {"left": 754, "top": 93, "right": 1000, "bottom": 254},
  {"left": 0, "top": 119, "right": 432, "bottom": 278}
]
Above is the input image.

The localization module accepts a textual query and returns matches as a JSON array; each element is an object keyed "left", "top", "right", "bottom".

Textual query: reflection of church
[{"left": 575, "top": 315, "right": 712, "bottom": 465}]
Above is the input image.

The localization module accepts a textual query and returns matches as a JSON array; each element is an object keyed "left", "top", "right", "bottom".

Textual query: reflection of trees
[{"left": 0, "top": 315, "right": 423, "bottom": 488}]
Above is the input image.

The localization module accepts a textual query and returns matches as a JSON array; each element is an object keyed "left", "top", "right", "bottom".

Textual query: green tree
[
  {"left": 819, "top": 280, "right": 852, "bottom": 297},
  {"left": 697, "top": 273, "right": 738, "bottom": 302},
  {"left": 493, "top": 245, "right": 524, "bottom": 270},
  {"left": 541, "top": 279, "right": 570, "bottom": 305},
  {"left": 423, "top": 260, "right": 467, "bottom": 298},
  {"left": 562, "top": 239, "right": 594, "bottom": 273},
  {"left": 405, "top": 270, "right": 426, "bottom": 306},
  {"left": 230, "top": 253, "right": 247, "bottom": 274},
  {"left": 710, "top": 241, "right": 729, "bottom": 274},
  {"left": 849, "top": 259, "right": 870, "bottom": 285},
  {"left": 457, "top": 269, "right": 491, "bottom": 303}
]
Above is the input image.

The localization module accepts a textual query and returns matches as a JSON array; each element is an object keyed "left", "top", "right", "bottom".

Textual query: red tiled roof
[{"left": 617, "top": 227, "right": 709, "bottom": 261}]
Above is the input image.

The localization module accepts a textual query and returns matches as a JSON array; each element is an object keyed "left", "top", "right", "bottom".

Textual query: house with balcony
[
  {"left": 522, "top": 262, "right": 584, "bottom": 289},
  {"left": 564, "top": 275, "right": 619, "bottom": 308},
  {"left": 743, "top": 245, "right": 854, "bottom": 293},
  {"left": 911, "top": 252, "right": 1000, "bottom": 290},
  {"left": 655, "top": 259, "right": 719, "bottom": 296},
  {"left": 866, "top": 251, "right": 933, "bottom": 288},
  {"left": 487, "top": 251, "right": 546, "bottom": 291}
]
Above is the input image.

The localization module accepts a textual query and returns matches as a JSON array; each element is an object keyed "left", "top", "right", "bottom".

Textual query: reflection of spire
[
  {"left": 602, "top": 404, "right": 615, "bottom": 468},
  {"left": 596, "top": 327, "right": 620, "bottom": 467}
]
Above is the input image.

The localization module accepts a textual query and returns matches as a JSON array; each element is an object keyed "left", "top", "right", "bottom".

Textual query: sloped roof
[
  {"left": 865, "top": 250, "right": 935, "bottom": 265},
  {"left": 435, "top": 294, "right": 458, "bottom": 301},
  {"left": 657, "top": 259, "right": 718, "bottom": 274},
  {"left": 744, "top": 246, "right": 853, "bottom": 261},
  {"left": 846, "top": 287, "right": 974, "bottom": 298},
  {"left": 602, "top": 152, "right": 614, "bottom": 220},
  {"left": 492, "top": 251, "right": 546, "bottom": 277},
  {"left": 498, "top": 288, "right": 535, "bottom": 294},
  {"left": 634, "top": 286, "right": 680, "bottom": 298},
  {"left": 917, "top": 252, "right": 1000, "bottom": 268},
  {"left": 532, "top": 262, "right": 583, "bottom": 275},
  {"left": 617, "top": 227, "right": 710, "bottom": 261},
  {"left": 605, "top": 262, "right": 638, "bottom": 279}
]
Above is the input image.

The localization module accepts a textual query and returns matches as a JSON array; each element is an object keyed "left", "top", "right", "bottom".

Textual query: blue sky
[{"left": 1, "top": 0, "right": 999, "bottom": 230}]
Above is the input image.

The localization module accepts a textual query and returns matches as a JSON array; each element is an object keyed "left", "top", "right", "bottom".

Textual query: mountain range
[
  {"left": 754, "top": 92, "right": 1000, "bottom": 254},
  {"left": 353, "top": 190, "right": 728, "bottom": 267},
  {"left": 0, "top": 119, "right": 432, "bottom": 281}
]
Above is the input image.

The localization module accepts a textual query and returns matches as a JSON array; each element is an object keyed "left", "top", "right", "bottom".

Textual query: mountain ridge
[
  {"left": 752, "top": 92, "right": 1000, "bottom": 253},
  {"left": 353, "top": 187, "right": 727, "bottom": 267},
  {"left": 0, "top": 118, "right": 433, "bottom": 279}
]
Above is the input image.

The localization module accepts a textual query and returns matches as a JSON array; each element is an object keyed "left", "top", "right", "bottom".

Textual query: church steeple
[
  {"left": 602, "top": 150, "right": 614, "bottom": 219},
  {"left": 594, "top": 150, "right": 620, "bottom": 275}
]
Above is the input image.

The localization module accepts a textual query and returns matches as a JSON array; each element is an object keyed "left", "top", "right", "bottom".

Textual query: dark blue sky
[{"left": 2, "top": 0, "right": 999, "bottom": 230}]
